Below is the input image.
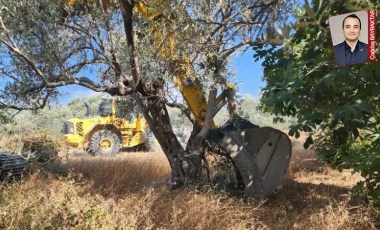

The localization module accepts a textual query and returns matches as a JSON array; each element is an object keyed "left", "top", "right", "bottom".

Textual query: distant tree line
[{"left": 1, "top": 94, "right": 294, "bottom": 138}]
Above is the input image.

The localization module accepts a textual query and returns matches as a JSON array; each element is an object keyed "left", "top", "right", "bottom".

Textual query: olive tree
[{"left": 0, "top": 0, "right": 293, "bottom": 188}]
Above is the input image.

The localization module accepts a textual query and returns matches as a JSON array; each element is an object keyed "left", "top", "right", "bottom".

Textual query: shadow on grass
[{"left": 258, "top": 178, "right": 373, "bottom": 229}]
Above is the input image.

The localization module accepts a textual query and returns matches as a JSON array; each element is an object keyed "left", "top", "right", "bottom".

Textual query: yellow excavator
[{"left": 62, "top": 0, "right": 292, "bottom": 198}]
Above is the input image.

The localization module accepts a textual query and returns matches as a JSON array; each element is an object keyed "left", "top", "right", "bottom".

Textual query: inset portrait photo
[{"left": 329, "top": 10, "right": 377, "bottom": 67}]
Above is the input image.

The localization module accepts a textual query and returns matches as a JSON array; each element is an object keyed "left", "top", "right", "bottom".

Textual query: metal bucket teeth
[{"left": 222, "top": 127, "right": 292, "bottom": 198}]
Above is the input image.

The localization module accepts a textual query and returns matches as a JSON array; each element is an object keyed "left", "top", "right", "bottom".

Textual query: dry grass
[
  {"left": 1, "top": 136, "right": 379, "bottom": 229},
  {"left": 62, "top": 152, "right": 172, "bottom": 196},
  {"left": 288, "top": 135, "right": 364, "bottom": 188}
]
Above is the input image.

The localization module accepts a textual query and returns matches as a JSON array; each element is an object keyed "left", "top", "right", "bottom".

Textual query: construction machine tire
[
  {"left": 221, "top": 126, "right": 292, "bottom": 198},
  {"left": 89, "top": 130, "right": 120, "bottom": 157}
]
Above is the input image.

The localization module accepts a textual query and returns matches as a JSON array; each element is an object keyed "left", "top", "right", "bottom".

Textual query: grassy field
[{"left": 0, "top": 136, "right": 379, "bottom": 229}]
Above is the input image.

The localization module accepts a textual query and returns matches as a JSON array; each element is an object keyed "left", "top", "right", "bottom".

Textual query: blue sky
[
  {"left": 233, "top": 50, "right": 265, "bottom": 99},
  {"left": 59, "top": 85, "right": 100, "bottom": 104},
  {"left": 59, "top": 50, "right": 265, "bottom": 104}
]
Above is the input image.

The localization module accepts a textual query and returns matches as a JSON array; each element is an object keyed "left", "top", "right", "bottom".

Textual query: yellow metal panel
[
  {"left": 130, "top": 132, "right": 144, "bottom": 147},
  {"left": 63, "top": 134, "right": 85, "bottom": 148}
]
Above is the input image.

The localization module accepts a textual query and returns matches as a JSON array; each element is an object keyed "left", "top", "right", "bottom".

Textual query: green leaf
[
  {"left": 288, "top": 128, "right": 295, "bottom": 137},
  {"left": 303, "top": 135, "right": 313, "bottom": 149}
]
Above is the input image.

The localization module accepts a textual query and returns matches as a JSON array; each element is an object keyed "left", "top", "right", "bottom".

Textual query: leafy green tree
[
  {"left": 0, "top": 110, "right": 11, "bottom": 124},
  {"left": 254, "top": 0, "right": 380, "bottom": 205},
  {"left": 1, "top": 105, "right": 69, "bottom": 136},
  {"left": 0, "top": 95, "right": 106, "bottom": 136},
  {"left": 67, "top": 95, "right": 102, "bottom": 118},
  {"left": 214, "top": 95, "right": 296, "bottom": 130}
]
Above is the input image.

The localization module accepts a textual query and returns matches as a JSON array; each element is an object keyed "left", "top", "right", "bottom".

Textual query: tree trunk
[
  {"left": 119, "top": 0, "right": 202, "bottom": 187},
  {"left": 138, "top": 91, "right": 187, "bottom": 186}
]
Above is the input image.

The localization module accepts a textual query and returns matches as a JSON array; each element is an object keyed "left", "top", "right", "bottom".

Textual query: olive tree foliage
[
  {"left": 213, "top": 95, "right": 296, "bottom": 130},
  {"left": 0, "top": 106, "right": 70, "bottom": 136},
  {"left": 165, "top": 0, "right": 294, "bottom": 110},
  {"left": 0, "top": 0, "right": 127, "bottom": 111},
  {"left": 254, "top": 0, "right": 380, "bottom": 205},
  {"left": 0, "top": 95, "right": 102, "bottom": 136},
  {"left": 146, "top": 0, "right": 296, "bottom": 151}
]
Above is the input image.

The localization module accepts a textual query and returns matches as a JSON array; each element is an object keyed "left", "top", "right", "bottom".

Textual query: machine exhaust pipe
[{"left": 84, "top": 102, "right": 91, "bottom": 117}]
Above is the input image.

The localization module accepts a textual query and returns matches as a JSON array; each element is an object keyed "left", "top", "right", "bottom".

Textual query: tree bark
[
  {"left": 138, "top": 90, "right": 188, "bottom": 186},
  {"left": 118, "top": 0, "right": 190, "bottom": 186}
]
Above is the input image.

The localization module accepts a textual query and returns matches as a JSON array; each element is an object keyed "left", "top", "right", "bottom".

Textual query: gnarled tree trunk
[
  {"left": 138, "top": 89, "right": 188, "bottom": 186},
  {"left": 119, "top": 0, "right": 192, "bottom": 186}
]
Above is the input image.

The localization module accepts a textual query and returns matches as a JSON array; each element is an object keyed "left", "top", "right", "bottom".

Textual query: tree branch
[
  {"left": 197, "top": 87, "right": 217, "bottom": 140},
  {"left": 118, "top": 0, "right": 141, "bottom": 89},
  {"left": 0, "top": 90, "right": 51, "bottom": 111},
  {"left": 0, "top": 37, "right": 49, "bottom": 85},
  {"left": 166, "top": 100, "right": 194, "bottom": 124}
]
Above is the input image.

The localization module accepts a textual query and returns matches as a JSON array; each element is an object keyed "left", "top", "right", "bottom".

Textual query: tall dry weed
[
  {"left": 306, "top": 201, "right": 378, "bottom": 230},
  {"left": 2, "top": 173, "right": 376, "bottom": 230},
  {"left": 63, "top": 152, "right": 171, "bottom": 196},
  {"left": 1, "top": 136, "right": 379, "bottom": 229},
  {"left": 0, "top": 173, "right": 159, "bottom": 229}
]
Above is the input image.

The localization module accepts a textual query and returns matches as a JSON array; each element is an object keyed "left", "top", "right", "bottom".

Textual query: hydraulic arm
[
  {"left": 63, "top": 0, "right": 292, "bottom": 198},
  {"left": 134, "top": 1, "right": 292, "bottom": 198}
]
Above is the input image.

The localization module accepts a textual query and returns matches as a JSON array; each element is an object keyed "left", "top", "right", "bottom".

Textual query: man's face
[{"left": 343, "top": 17, "right": 361, "bottom": 43}]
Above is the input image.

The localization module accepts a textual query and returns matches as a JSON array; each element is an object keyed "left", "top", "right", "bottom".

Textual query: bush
[
  {"left": 343, "top": 132, "right": 380, "bottom": 207},
  {"left": 312, "top": 127, "right": 380, "bottom": 207},
  {"left": 0, "top": 130, "right": 62, "bottom": 164}
]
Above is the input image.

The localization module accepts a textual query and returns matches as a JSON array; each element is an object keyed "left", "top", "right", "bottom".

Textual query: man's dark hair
[{"left": 342, "top": 14, "right": 361, "bottom": 29}]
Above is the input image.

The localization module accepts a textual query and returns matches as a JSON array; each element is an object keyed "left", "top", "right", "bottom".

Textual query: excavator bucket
[{"left": 221, "top": 127, "right": 292, "bottom": 198}]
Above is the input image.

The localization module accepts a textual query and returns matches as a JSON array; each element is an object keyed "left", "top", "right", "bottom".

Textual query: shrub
[{"left": 0, "top": 130, "right": 62, "bottom": 164}]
